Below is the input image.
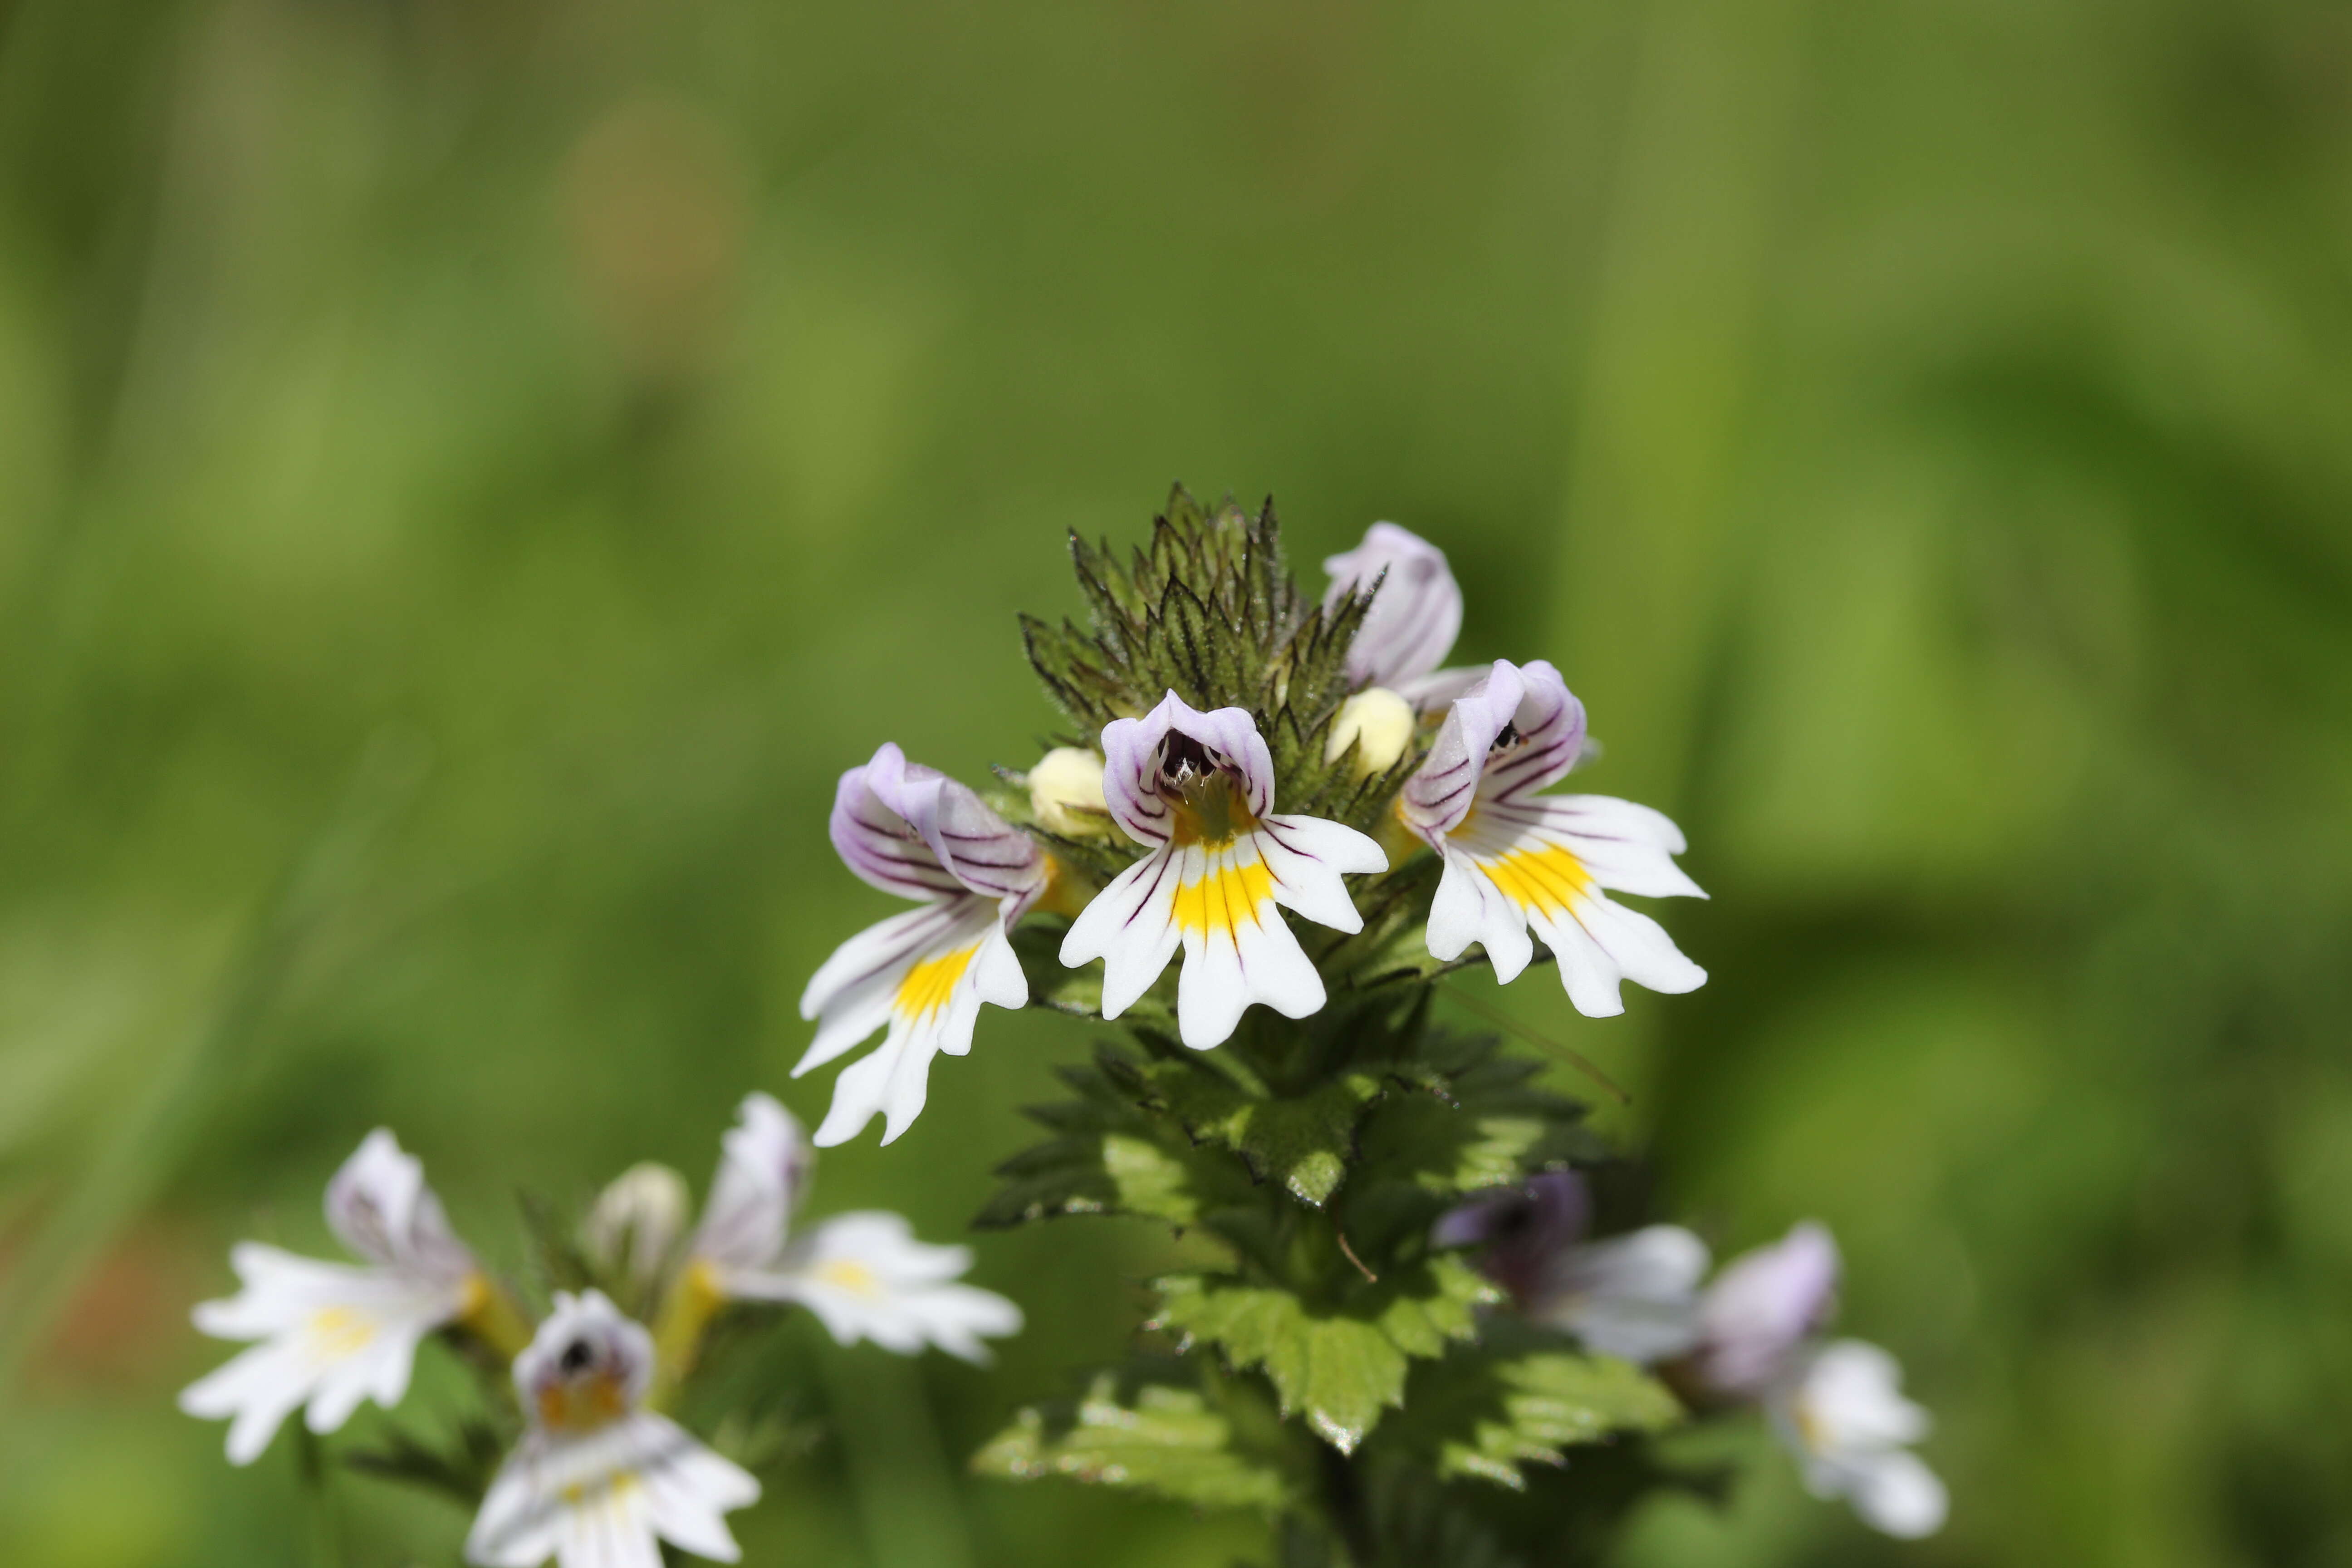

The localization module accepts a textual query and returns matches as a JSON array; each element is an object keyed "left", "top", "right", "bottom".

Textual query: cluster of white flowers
[
  {"left": 1436, "top": 1174, "right": 1947, "bottom": 1539},
  {"left": 797, "top": 522, "right": 1707, "bottom": 1145},
  {"left": 183, "top": 1097, "right": 1018, "bottom": 1567}
]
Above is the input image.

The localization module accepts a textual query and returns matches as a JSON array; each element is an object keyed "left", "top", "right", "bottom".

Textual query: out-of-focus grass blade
[{"left": 0, "top": 730, "right": 431, "bottom": 1406}]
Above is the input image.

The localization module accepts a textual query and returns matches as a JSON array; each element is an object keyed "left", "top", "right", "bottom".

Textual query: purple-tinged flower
[
  {"left": 1058, "top": 693, "right": 1387, "bottom": 1049},
  {"left": 466, "top": 1291, "right": 759, "bottom": 1567},
  {"left": 1322, "top": 523, "right": 1479, "bottom": 703},
  {"left": 1769, "top": 1340, "right": 1947, "bottom": 1538},
  {"left": 181, "top": 1131, "right": 486, "bottom": 1465},
  {"left": 797, "top": 745, "right": 1047, "bottom": 1145},
  {"left": 1432, "top": 1173, "right": 1710, "bottom": 1366},
  {"left": 1690, "top": 1220, "right": 1840, "bottom": 1397},
  {"left": 1400, "top": 659, "right": 1705, "bottom": 1017}
]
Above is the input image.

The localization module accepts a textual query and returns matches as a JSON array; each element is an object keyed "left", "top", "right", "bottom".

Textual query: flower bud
[
  {"left": 1027, "top": 747, "right": 1112, "bottom": 836},
  {"left": 1324, "top": 687, "right": 1416, "bottom": 774},
  {"left": 584, "top": 1162, "right": 691, "bottom": 1292}
]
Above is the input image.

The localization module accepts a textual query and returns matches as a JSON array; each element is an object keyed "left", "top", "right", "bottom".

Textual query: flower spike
[
  {"left": 181, "top": 1130, "right": 489, "bottom": 1465},
  {"left": 797, "top": 745, "right": 1046, "bottom": 1146},
  {"left": 1322, "top": 522, "right": 1480, "bottom": 703},
  {"left": 1059, "top": 691, "right": 1388, "bottom": 1049},
  {"left": 1401, "top": 659, "right": 1705, "bottom": 1017},
  {"left": 466, "top": 1291, "right": 760, "bottom": 1568},
  {"left": 669, "top": 1093, "right": 1022, "bottom": 1365}
]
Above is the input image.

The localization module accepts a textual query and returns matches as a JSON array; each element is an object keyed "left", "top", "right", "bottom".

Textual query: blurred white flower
[
  {"left": 466, "top": 1291, "right": 759, "bottom": 1568},
  {"left": 1769, "top": 1339, "right": 1948, "bottom": 1539},
  {"left": 181, "top": 1130, "right": 485, "bottom": 1465},
  {"left": 678, "top": 1093, "right": 1021, "bottom": 1363},
  {"left": 1431, "top": 1173, "right": 1709, "bottom": 1364}
]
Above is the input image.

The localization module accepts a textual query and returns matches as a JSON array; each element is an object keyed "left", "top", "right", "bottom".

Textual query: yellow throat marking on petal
[
  {"left": 894, "top": 941, "right": 980, "bottom": 1022},
  {"left": 1172, "top": 856, "right": 1275, "bottom": 939},
  {"left": 307, "top": 1306, "right": 377, "bottom": 1358},
  {"left": 539, "top": 1369, "right": 631, "bottom": 1434},
  {"left": 1477, "top": 839, "right": 1592, "bottom": 916},
  {"left": 815, "top": 1259, "right": 883, "bottom": 1298}
]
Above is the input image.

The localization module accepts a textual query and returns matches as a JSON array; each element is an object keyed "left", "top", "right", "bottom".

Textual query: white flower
[
  {"left": 583, "top": 1163, "right": 693, "bottom": 1298},
  {"left": 180, "top": 1130, "right": 484, "bottom": 1465},
  {"left": 1400, "top": 659, "right": 1705, "bottom": 1017},
  {"left": 1324, "top": 687, "right": 1417, "bottom": 774},
  {"left": 466, "top": 1291, "right": 760, "bottom": 1568},
  {"left": 796, "top": 743, "right": 1047, "bottom": 1145},
  {"left": 1027, "top": 746, "right": 1113, "bottom": 836},
  {"left": 681, "top": 1093, "right": 1022, "bottom": 1363},
  {"left": 1322, "top": 522, "right": 1480, "bottom": 703},
  {"left": 1431, "top": 1174, "right": 1708, "bottom": 1364},
  {"left": 1691, "top": 1220, "right": 1840, "bottom": 1397},
  {"left": 1058, "top": 692, "right": 1389, "bottom": 1049},
  {"left": 1769, "top": 1340, "right": 1948, "bottom": 1539}
]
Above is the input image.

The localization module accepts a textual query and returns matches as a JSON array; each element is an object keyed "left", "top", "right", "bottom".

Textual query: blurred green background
[{"left": 3, "top": 0, "right": 2348, "bottom": 1563}]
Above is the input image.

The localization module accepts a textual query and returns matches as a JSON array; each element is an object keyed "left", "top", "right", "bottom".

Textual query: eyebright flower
[
  {"left": 1058, "top": 692, "right": 1388, "bottom": 1049},
  {"left": 1321, "top": 522, "right": 1478, "bottom": 703},
  {"left": 1769, "top": 1340, "right": 1948, "bottom": 1539},
  {"left": 181, "top": 1130, "right": 488, "bottom": 1465},
  {"left": 1432, "top": 1172, "right": 1710, "bottom": 1365},
  {"left": 465, "top": 1290, "right": 760, "bottom": 1568},
  {"left": 797, "top": 743, "right": 1047, "bottom": 1145},
  {"left": 1690, "top": 1220, "right": 1840, "bottom": 1397},
  {"left": 1400, "top": 659, "right": 1705, "bottom": 1017},
  {"left": 678, "top": 1093, "right": 1022, "bottom": 1363}
]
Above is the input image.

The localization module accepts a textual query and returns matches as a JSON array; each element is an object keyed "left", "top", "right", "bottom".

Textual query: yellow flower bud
[
  {"left": 1325, "top": 687, "right": 1417, "bottom": 774},
  {"left": 1028, "top": 747, "right": 1112, "bottom": 836}
]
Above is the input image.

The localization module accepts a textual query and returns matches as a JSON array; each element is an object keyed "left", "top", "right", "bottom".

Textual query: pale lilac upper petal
[
  {"left": 324, "top": 1130, "right": 474, "bottom": 1280},
  {"left": 861, "top": 743, "right": 1046, "bottom": 908},
  {"left": 1696, "top": 1221, "right": 1842, "bottom": 1396},
  {"left": 1098, "top": 693, "right": 1275, "bottom": 842},
  {"left": 829, "top": 745, "right": 1042, "bottom": 908},
  {"left": 690, "top": 1094, "right": 813, "bottom": 1274},
  {"left": 1473, "top": 661, "right": 1586, "bottom": 807},
  {"left": 1323, "top": 522, "right": 1463, "bottom": 688},
  {"left": 1401, "top": 662, "right": 1524, "bottom": 838}
]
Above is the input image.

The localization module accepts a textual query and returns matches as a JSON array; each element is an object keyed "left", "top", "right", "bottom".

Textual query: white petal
[
  {"left": 1167, "top": 839, "right": 1325, "bottom": 1049},
  {"left": 1534, "top": 905, "right": 1629, "bottom": 1017},
  {"left": 632, "top": 1413, "right": 758, "bottom": 1561},
  {"left": 796, "top": 899, "right": 973, "bottom": 1054},
  {"left": 1257, "top": 816, "right": 1387, "bottom": 932},
  {"left": 181, "top": 1340, "right": 315, "bottom": 1465},
  {"left": 1547, "top": 1225, "right": 1711, "bottom": 1364},
  {"left": 1801, "top": 1339, "right": 1931, "bottom": 1449},
  {"left": 1059, "top": 844, "right": 1183, "bottom": 1019},
  {"left": 727, "top": 1212, "right": 1021, "bottom": 1362},
  {"left": 1424, "top": 849, "right": 1534, "bottom": 981},
  {"left": 1563, "top": 892, "right": 1706, "bottom": 997},
  {"left": 1842, "top": 1447, "right": 1948, "bottom": 1538},
  {"left": 1493, "top": 797, "right": 1702, "bottom": 900}
]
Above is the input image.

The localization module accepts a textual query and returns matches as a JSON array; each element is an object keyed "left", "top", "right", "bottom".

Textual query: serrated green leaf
[
  {"left": 972, "top": 1373, "right": 1292, "bottom": 1510},
  {"left": 1142, "top": 1061, "right": 1383, "bottom": 1207},
  {"left": 1426, "top": 1352, "right": 1684, "bottom": 1490},
  {"left": 1102, "top": 1132, "right": 1203, "bottom": 1225},
  {"left": 1152, "top": 1258, "right": 1492, "bottom": 1453}
]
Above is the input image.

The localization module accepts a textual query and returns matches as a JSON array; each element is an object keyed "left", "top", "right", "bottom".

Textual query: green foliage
[
  {"left": 973, "top": 1367, "right": 1297, "bottom": 1512},
  {"left": 1150, "top": 1256, "right": 1495, "bottom": 1453},
  {"left": 1018, "top": 486, "right": 1415, "bottom": 835},
  {"left": 1395, "top": 1348, "right": 1684, "bottom": 1490}
]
